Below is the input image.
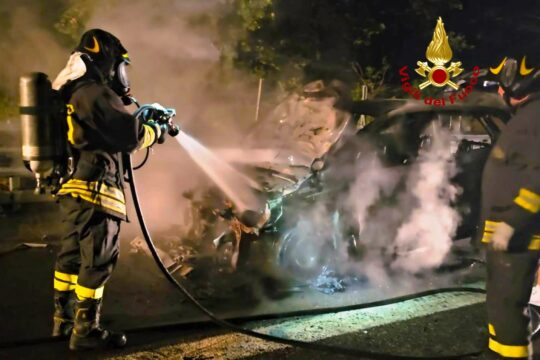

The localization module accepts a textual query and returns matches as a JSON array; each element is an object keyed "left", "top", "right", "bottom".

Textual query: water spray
[{"left": 174, "top": 131, "right": 265, "bottom": 213}]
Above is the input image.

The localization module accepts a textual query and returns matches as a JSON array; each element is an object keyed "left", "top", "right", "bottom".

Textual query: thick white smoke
[
  {"left": 355, "top": 123, "right": 460, "bottom": 278},
  {"left": 391, "top": 125, "right": 460, "bottom": 272},
  {"left": 285, "top": 121, "right": 462, "bottom": 288}
]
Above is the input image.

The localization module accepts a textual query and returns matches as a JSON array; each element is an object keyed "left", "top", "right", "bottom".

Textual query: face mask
[{"left": 112, "top": 61, "right": 130, "bottom": 95}]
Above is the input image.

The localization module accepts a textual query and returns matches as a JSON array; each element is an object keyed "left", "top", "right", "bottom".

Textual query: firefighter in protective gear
[
  {"left": 480, "top": 56, "right": 540, "bottom": 359},
  {"left": 50, "top": 29, "right": 168, "bottom": 351}
]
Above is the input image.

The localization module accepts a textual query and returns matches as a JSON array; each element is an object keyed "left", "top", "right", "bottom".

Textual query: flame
[{"left": 426, "top": 17, "right": 452, "bottom": 66}]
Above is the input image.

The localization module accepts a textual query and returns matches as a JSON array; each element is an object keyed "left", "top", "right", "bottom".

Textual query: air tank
[{"left": 19, "top": 72, "right": 62, "bottom": 190}]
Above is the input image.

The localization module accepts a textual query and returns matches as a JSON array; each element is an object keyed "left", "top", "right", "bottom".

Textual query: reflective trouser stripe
[
  {"left": 529, "top": 236, "right": 540, "bottom": 250},
  {"left": 514, "top": 188, "right": 540, "bottom": 213},
  {"left": 481, "top": 220, "right": 540, "bottom": 250},
  {"left": 138, "top": 124, "right": 156, "bottom": 149},
  {"left": 54, "top": 271, "right": 78, "bottom": 292},
  {"left": 488, "top": 338, "right": 528, "bottom": 358},
  {"left": 75, "top": 284, "right": 104, "bottom": 300},
  {"left": 488, "top": 323, "right": 496, "bottom": 336}
]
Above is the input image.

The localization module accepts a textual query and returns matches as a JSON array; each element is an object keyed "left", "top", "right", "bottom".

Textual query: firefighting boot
[
  {"left": 69, "top": 298, "right": 127, "bottom": 351},
  {"left": 52, "top": 290, "right": 75, "bottom": 338}
]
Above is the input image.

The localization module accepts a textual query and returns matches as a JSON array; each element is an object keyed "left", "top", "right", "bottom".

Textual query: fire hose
[{"left": 125, "top": 153, "right": 487, "bottom": 359}]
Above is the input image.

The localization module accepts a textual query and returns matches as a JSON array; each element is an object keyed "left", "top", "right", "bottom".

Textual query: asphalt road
[
  {"left": 0, "top": 294, "right": 492, "bottom": 360},
  {"left": 0, "top": 202, "right": 494, "bottom": 360}
]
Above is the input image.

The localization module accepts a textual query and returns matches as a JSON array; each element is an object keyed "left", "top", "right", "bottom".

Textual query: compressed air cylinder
[{"left": 19, "top": 73, "right": 58, "bottom": 184}]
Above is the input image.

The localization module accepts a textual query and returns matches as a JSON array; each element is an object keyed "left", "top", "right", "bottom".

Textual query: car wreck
[{"left": 166, "top": 78, "right": 510, "bottom": 293}]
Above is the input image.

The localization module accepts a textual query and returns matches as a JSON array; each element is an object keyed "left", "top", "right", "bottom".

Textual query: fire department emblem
[{"left": 415, "top": 17, "right": 463, "bottom": 90}]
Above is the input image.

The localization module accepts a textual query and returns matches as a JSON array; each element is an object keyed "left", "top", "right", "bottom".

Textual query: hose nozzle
[{"left": 168, "top": 123, "right": 180, "bottom": 137}]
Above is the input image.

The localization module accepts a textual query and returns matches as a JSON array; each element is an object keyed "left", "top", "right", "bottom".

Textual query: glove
[
  {"left": 490, "top": 221, "right": 515, "bottom": 251},
  {"left": 146, "top": 120, "right": 168, "bottom": 144},
  {"left": 134, "top": 103, "right": 178, "bottom": 144}
]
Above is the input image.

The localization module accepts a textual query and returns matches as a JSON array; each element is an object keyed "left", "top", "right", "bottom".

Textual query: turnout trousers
[
  {"left": 482, "top": 218, "right": 540, "bottom": 358},
  {"left": 53, "top": 196, "right": 121, "bottom": 299}
]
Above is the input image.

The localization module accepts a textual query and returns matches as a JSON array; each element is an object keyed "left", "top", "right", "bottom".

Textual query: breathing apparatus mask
[
  {"left": 490, "top": 56, "right": 540, "bottom": 105},
  {"left": 110, "top": 57, "right": 131, "bottom": 104}
]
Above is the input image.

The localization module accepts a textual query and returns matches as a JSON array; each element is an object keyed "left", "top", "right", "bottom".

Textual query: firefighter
[
  {"left": 50, "top": 29, "right": 171, "bottom": 351},
  {"left": 480, "top": 56, "right": 540, "bottom": 359}
]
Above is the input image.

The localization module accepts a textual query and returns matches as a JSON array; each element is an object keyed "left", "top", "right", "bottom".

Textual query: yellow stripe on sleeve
[
  {"left": 514, "top": 188, "right": 540, "bottom": 213},
  {"left": 66, "top": 104, "right": 75, "bottom": 145}
]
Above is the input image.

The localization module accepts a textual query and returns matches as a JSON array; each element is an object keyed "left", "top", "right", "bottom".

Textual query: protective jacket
[
  {"left": 55, "top": 77, "right": 156, "bottom": 220},
  {"left": 480, "top": 94, "right": 540, "bottom": 359},
  {"left": 481, "top": 94, "right": 540, "bottom": 248}
]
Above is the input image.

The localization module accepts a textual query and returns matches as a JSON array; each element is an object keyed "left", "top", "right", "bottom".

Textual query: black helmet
[
  {"left": 490, "top": 56, "right": 540, "bottom": 101},
  {"left": 76, "top": 29, "right": 131, "bottom": 98}
]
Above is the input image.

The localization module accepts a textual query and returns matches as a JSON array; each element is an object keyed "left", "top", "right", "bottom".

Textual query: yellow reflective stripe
[
  {"left": 481, "top": 220, "right": 500, "bottom": 243},
  {"left": 75, "top": 284, "right": 104, "bottom": 300},
  {"left": 66, "top": 104, "right": 75, "bottom": 145},
  {"left": 488, "top": 338, "right": 528, "bottom": 358},
  {"left": 485, "top": 220, "right": 500, "bottom": 232},
  {"left": 488, "top": 323, "right": 496, "bottom": 336},
  {"left": 481, "top": 232, "right": 493, "bottom": 243},
  {"left": 514, "top": 188, "right": 540, "bottom": 213},
  {"left": 54, "top": 271, "right": 78, "bottom": 291},
  {"left": 58, "top": 180, "right": 126, "bottom": 215},
  {"left": 54, "top": 271, "right": 78, "bottom": 283},
  {"left": 57, "top": 189, "right": 126, "bottom": 215},
  {"left": 60, "top": 183, "right": 125, "bottom": 204},
  {"left": 54, "top": 279, "right": 76, "bottom": 291},
  {"left": 63, "top": 179, "right": 125, "bottom": 203},
  {"left": 529, "top": 236, "right": 540, "bottom": 250},
  {"left": 58, "top": 179, "right": 127, "bottom": 215},
  {"left": 138, "top": 124, "right": 156, "bottom": 149},
  {"left": 482, "top": 220, "right": 502, "bottom": 243},
  {"left": 54, "top": 279, "right": 72, "bottom": 291}
]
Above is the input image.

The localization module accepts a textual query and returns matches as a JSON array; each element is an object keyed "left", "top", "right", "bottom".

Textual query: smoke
[
  {"left": 391, "top": 125, "right": 459, "bottom": 272},
  {"left": 0, "top": 5, "right": 67, "bottom": 97},
  {"left": 3, "top": 0, "right": 462, "bottom": 288},
  {"left": 282, "top": 121, "right": 462, "bottom": 291},
  {"left": 82, "top": 0, "right": 268, "bottom": 232},
  {"left": 0, "top": 0, "right": 279, "bottom": 230}
]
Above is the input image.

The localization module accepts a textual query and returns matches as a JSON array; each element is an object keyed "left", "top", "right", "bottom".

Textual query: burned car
[{"left": 184, "top": 81, "right": 510, "bottom": 284}]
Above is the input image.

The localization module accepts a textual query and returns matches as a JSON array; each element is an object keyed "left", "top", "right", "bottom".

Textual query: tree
[{"left": 217, "top": 0, "right": 540, "bottom": 97}]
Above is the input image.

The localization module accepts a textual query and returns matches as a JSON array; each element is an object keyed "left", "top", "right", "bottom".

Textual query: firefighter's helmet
[
  {"left": 76, "top": 29, "right": 131, "bottom": 98},
  {"left": 490, "top": 56, "right": 540, "bottom": 100}
]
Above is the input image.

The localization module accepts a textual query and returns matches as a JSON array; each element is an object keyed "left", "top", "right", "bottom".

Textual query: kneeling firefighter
[
  {"left": 480, "top": 56, "right": 540, "bottom": 359},
  {"left": 45, "top": 29, "right": 175, "bottom": 350}
]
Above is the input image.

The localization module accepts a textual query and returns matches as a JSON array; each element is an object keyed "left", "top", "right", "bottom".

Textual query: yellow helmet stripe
[
  {"left": 489, "top": 57, "right": 507, "bottom": 75},
  {"left": 520, "top": 56, "right": 534, "bottom": 76},
  {"left": 84, "top": 36, "right": 100, "bottom": 53}
]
